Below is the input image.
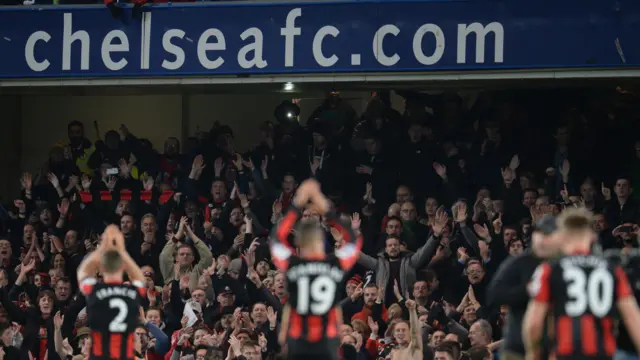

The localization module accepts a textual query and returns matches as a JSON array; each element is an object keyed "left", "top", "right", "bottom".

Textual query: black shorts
[
  {"left": 288, "top": 355, "right": 339, "bottom": 360},
  {"left": 287, "top": 339, "right": 340, "bottom": 360}
]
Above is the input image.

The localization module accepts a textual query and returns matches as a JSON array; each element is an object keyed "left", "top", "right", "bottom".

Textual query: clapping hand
[
  {"left": 367, "top": 316, "right": 379, "bottom": 335},
  {"left": 53, "top": 311, "right": 64, "bottom": 329},
  {"left": 267, "top": 306, "right": 277, "bottom": 327},
  {"left": 473, "top": 223, "right": 490, "bottom": 241}
]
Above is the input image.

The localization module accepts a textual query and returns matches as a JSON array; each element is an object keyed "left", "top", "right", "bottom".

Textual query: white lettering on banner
[
  {"left": 281, "top": 8, "right": 302, "bottom": 67},
  {"left": 101, "top": 30, "right": 129, "bottom": 71},
  {"left": 312, "top": 25, "right": 339, "bottom": 67},
  {"left": 21, "top": 12, "right": 506, "bottom": 73},
  {"left": 162, "top": 29, "right": 185, "bottom": 70},
  {"left": 238, "top": 27, "right": 267, "bottom": 69},
  {"left": 197, "top": 29, "right": 226, "bottom": 69},
  {"left": 25, "top": 31, "right": 51, "bottom": 72},
  {"left": 412, "top": 23, "right": 445, "bottom": 65},
  {"left": 62, "top": 13, "right": 90, "bottom": 70},
  {"left": 456, "top": 22, "right": 504, "bottom": 64},
  {"left": 372, "top": 24, "right": 400, "bottom": 66}
]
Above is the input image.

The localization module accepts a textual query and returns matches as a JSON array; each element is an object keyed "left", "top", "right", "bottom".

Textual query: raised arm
[
  {"left": 77, "top": 245, "right": 103, "bottom": 283},
  {"left": 523, "top": 263, "right": 552, "bottom": 357},
  {"left": 269, "top": 180, "right": 317, "bottom": 270},
  {"left": 329, "top": 212, "right": 362, "bottom": 271},
  {"left": 187, "top": 224, "right": 214, "bottom": 271},
  {"left": 409, "top": 207, "right": 448, "bottom": 268},
  {"left": 405, "top": 300, "right": 422, "bottom": 352}
]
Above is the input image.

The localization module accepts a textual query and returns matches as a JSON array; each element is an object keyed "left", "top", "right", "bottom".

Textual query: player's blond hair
[
  {"left": 556, "top": 207, "right": 594, "bottom": 236},
  {"left": 294, "top": 220, "right": 324, "bottom": 248}
]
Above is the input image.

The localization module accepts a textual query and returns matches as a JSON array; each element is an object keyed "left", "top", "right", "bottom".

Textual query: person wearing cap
[
  {"left": 74, "top": 326, "right": 91, "bottom": 349},
  {"left": 338, "top": 276, "right": 364, "bottom": 322},
  {"left": 486, "top": 215, "right": 561, "bottom": 360},
  {"left": 217, "top": 286, "right": 236, "bottom": 309}
]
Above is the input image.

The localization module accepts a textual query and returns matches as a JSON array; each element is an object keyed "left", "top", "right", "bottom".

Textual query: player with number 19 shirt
[
  {"left": 527, "top": 253, "right": 633, "bottom": 360},
  {"left": 271, "top": 182, "right": 362, "bottom": 360}
]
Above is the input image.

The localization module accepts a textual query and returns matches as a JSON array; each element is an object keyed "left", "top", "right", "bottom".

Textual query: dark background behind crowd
[{"left": 0, "top": 88, "right": 637, "bottom": 360}]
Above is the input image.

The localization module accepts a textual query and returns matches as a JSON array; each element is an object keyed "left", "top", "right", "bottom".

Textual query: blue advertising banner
[{"left": 0, "top": 0, "right": 638, "bottom": 78}]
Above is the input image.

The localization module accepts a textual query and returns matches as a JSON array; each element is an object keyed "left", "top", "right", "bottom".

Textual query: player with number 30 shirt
[
  {"left": 271, "top": 180, "right": 362, "bottom": 360},
  {"left": 523, "top": 209, "right": 640, "bottom": 360},
  {"left": 77, "top": 225, "right": 147, "bottom": 360}
]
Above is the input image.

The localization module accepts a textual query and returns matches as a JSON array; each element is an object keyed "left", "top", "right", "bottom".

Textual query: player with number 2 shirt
[
  {"left": 270, "top": 179, "right": 362, "bottom": 360},
  {"left": 523, "top": 208, "right": 640, "bottom": 360},
  {"left": 77, "top": 225, "right": 147, "bottom": 360}
]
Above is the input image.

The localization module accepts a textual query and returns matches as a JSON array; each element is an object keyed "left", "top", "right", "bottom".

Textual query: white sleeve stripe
[
  {"left": 132, "top": 280, "right": 145, "bottom": 289},
  {"left": 81, "top": 277, "right": 97, "bottom": 286},
  {"left": 335, "top": 244, "right": 357, "bottom": 259},
  {"left": 270, "top": 242, "right": 292, "bottom": 260}
]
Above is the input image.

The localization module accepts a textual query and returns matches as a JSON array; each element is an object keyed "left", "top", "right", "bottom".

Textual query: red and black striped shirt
[
  {"left": 80, "top": 278, "right": 145, "bottom": 360},
  {"left": 530, "top": 254, "right": 633, "bottom": 360}
]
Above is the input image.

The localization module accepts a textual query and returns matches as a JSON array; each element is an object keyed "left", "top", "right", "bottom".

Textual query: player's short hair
[
  {"left": 294, "top": 221, "right": 324, "bottom": 248},
  {"left": 101, "top": 250, "right": 123, "bottom": 274},
  {"left": 557, "top": 207, "right": 593, "bottom": 233}
]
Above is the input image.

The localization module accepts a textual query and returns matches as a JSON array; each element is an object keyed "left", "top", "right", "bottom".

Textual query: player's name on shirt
[
  {"left": 95, "top": 285, "right": 139, "bottom": 301},
  {"left": 287, "top": 262, "right": 345, "bottom": 282},
  {"left": 559, "top": 256, "right": 608, "bottom": 268}
]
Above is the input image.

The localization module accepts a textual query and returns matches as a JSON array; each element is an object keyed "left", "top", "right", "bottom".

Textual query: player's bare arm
[
  {"left": 522, "top": 299, "right": 548, "bottom": 359},
  {"left": 77, "top": 225, "right": 118, "bottom": 282},
  {"left": 616, "top": 263, "right": 640, "bottom": 354},
  {"left": 108, "top": 223, "right": 145, "bottom": 283},
  {"left": 120, "top": 251, "right": 146, "bottom": 283},
  {"left": 278, "top": 303, "right": 291, "bottom": 346},
  {"left": 292, "top": 179, "right": 317, "bottom": 208},
  {"left": 523, "top": 262, "right": 551, "bottom": 359},
  {"left": 617, "top": 297, "right": 640, "bottom": 354}
]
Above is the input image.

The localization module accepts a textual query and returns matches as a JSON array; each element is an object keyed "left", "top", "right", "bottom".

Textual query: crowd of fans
[{"left": 0, "top": 88, "right": 638, "bottom": 360}]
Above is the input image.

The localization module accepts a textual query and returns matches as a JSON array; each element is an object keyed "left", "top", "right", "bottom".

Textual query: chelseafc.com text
[{"left": 22, "top": 9, "right": 505, "bottom": 73}]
